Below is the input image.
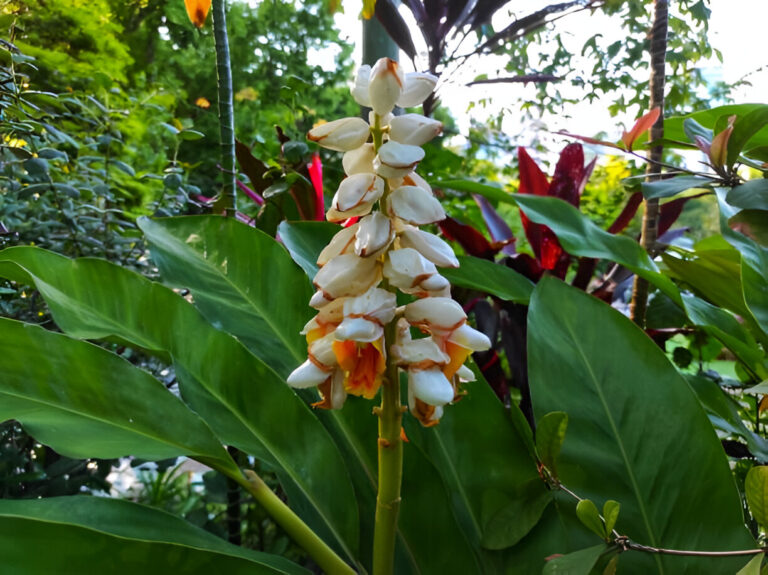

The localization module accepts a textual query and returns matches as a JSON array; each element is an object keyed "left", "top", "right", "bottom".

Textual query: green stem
[
  {"left": 233, "top": 469, "right": 356, "bottom": 575},
  {"left": 372, "top": 320, "right": 404, "bottom": 575},
  {"left": 211, "top": 0, "right": 236, "bottom": 217}
]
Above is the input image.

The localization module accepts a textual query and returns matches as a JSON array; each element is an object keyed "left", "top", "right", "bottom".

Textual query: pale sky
[{"left": 321, "top": 0, "right": 768, "bottom": 152}]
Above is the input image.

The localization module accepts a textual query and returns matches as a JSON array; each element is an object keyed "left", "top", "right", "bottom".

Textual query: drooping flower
[
  {"left": 184, "top": 0, "right": 212, "bottom": 28},
  {"left": 287, "top": 57, "right": 489, "bottom": 426}
]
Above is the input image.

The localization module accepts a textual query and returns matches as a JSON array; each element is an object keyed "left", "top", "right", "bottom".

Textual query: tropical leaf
[
  {"left": 0, "top": 496, "right": 306, "bottom": 574},
  {"left": 527, "top": 277, "right": 756, "bottom": 574},
  {"left": 0, "top": 247, "right": 360, "bottom": 565},
  {"left": 0, "top": 317, "right": 236, "bottom": 473},
  {"left": 138, "top": 215, "right": 312, "bottom": 379}
]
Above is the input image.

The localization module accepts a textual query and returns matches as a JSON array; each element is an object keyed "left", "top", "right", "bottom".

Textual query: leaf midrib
[
  {"left": 0, "top": 510, "right": 297, "bottom": 574},
  {"left": 563, "top": 321, "right": 664, "bottom": 574},
  {"left": 15, "top": 260, "right": 356, "bottom": 564},
  {"left": 148, "top": 222, "right": 305, "bottom": 362}
]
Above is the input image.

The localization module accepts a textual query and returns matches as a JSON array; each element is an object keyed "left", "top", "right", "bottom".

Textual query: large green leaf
[
  {"left": 0, "top": 317, "right": 236, "bottom": 474},
  {"left": 0, "top": 247, "right": 359, "bottom": 565},
  {"left": 444, "top": 256, "right": 533, "bottom": 304},
  {"left": 0, "top": 496, "right": 307, "bottom": 575},
  {"left": 726, "top": 179, "right": 768, "bottom": 212},
  {"left": 641, "top": 176, "right": 714, "bottom": 200},
  {"left": 664, "top": 105, "right": 768, "bottom": 152},
  {"left": 405, "top": 370, "right": 544, "bottom": 571},
  {"left": 138, "top": 216, "right": 312, "bottom": 378},
  {"left": 686, "top": 375, "right": 768, "bottom": 462},
  {"left": 718, "top": 193, "right": 768, "bottom": 339},
  {"left": 528, "top": 277, "right": 756, "bottom": 574}
]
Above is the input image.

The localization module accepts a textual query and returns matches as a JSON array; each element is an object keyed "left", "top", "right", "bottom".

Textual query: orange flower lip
[
  {"left": 333, "top": 339, "right": 386, "bottom": 399},
  {"left": 184, "top": 0, "right": 212, "bottom": 28}
]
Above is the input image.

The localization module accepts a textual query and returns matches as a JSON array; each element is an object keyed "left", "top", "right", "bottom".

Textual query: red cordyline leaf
[
  {"left": 438, "top": 216, "right": 498, "bottom": 260},
  {"left": 621, "top": 107, "right": 661, "bottom": 152},
  {"left": 549, "top": 143, "right": 586, "bottom": 207},
  {"left": 308, "top": 153, "right": 325, "bottom": 221},
  {"left": 607, "top": 192, "right": 643, "bottom": 234},
  {"left": 517, "top": 147, "right": 550, "bottom": 263}
]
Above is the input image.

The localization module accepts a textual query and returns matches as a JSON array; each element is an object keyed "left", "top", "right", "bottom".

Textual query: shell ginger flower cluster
[{"left": 287, "top": 58, "right": 490, "bottom": 426}]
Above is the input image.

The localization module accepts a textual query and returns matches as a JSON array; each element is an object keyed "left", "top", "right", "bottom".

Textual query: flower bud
[
  {"left": 313, "top": 253, "right": 382, "bottom": 299},
  {"left": 327, "top": 173, "right": 384, "bottom": 221},
  {"left": 448, "top": 323, "right": 492, "bottom": 352},
  {"left": 389, "top": 185, "right": 445, "bottom": 225},
  {"left": 355, "top": 212, "right": 393, "bottom": 257},
  {"left": 403, "top": 171, "right": 432, "bottom": 194},
  {"left": 335, "top": 317, "right": 382, "bottom": 342},
  {"left": 405, "top": 297, "right": 466, "bottom": 331},
  {"left": 383, "top": 248, "right": 441, "bottom": 292},
  {"left": 317, "top": 223, "right": 358, "bottom": 266},
  {"left": 308, "top": 117, "right": 370, "bottom": 152},
  {"left": 351, "top": 65, "right": 372, "bottom": 107},
  {"left": 343, "top": 143, "right": 376, "bottom": 175},
  {"left": 397, "top": 72, "right": 438, "bottom": 108},
  {"left": 374, "top": 141, "right": 425, "bottom": 179},
  {"left": 287, "top": 359, "right": 331, "bottom": 389},
  {"left": 398, "top": 225, "right": 459, "bottom": 268},
  {"left": 409, "top": 368, "right": 455, "bottom": 406},
  {"left": 389, "top": 114, "right": 443, "bottom": 146},
  {"left": 368, "top": 58, "right": 405, "bottom": 116}
]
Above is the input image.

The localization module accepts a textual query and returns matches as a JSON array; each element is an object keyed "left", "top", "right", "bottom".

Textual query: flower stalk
[{"left": 372, "top": 319, "right": 404, "bottom": 575}]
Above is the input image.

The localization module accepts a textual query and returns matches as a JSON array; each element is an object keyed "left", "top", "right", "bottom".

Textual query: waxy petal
[
  {"left": 351, "top": 65, "right": 372, "bottom": 107},
  {"left": 308, "top": 117, "right": 370, "bottom": 152},
  {"left": 405, "top": 297, "right": 466, "bottom": 331},
  {"left": 327, "top": 173, "right": 384, "bottom": 221},
  {"left": 449, "top": 323, "right": 492, "bottom": 352},
  {"left": 309, "top": 331, "right": 339, "bottom": 366},
  {"left": 335, "top": 317, "right": 383, "bottom": 342},
  {"left": 409, "top": 368, "right": 455, "bottom": 406},
  {"left": 398, "top": 225, "right": 459, "bottom": 268},
  {"left": 287, "top": 359, "right": 331, "bottom": 389},
  {"left": 397, "top": 72, "right": 438, "bottom": 108},
  {"left": 343, "top": 287, "right": 397, "bottom": 325},
  {"left": 317, "top": 223, "right": 359, "bottom": 266},
  {"left": 369, "top": 57, "right": 404, "bottom": 116},
  {"left": 393, "top": 336, "right": 449, "bottom": 366},
  {"left": 456, "top": 364, "right": 476, "bottom": 382},
  {"left": 374, "top": 141, "right": 425, "bottom": 179},
  {"left": 313, "top": 253, "right": 382, "bottom": 300},
  {"left": 314, "top": 370, "right": 347, "bottom": 410},
  {"left": 402, "top": 171, "right": 432, "bottom": 194},
  {"left": 343, "top": 143, "right": 375, "bottom": 175},
  {"left": 383, "top": 248, "right": 439, "bottom": 291},
  {"left": 389, "top": 114, "right": 443, "bottom": 146},
  {"left": 389, "top": 185, "right": 445, "bottom": 225},
  {"left": 355, "top": 212, "right": 393, "bottom": 257}
]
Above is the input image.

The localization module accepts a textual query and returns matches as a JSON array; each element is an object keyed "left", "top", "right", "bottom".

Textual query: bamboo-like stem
[
  {"left": 211, "top": 0, "right": 236, "bottom": 217},
  {"left": 630, "top": 0, "right": 668, "bottom": 325},
  {"left": 234, "top": 470, "right": 356, "bottom": 575},
  {"left": 372, "top": 319, "right": 404, "bottom": 575}
]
